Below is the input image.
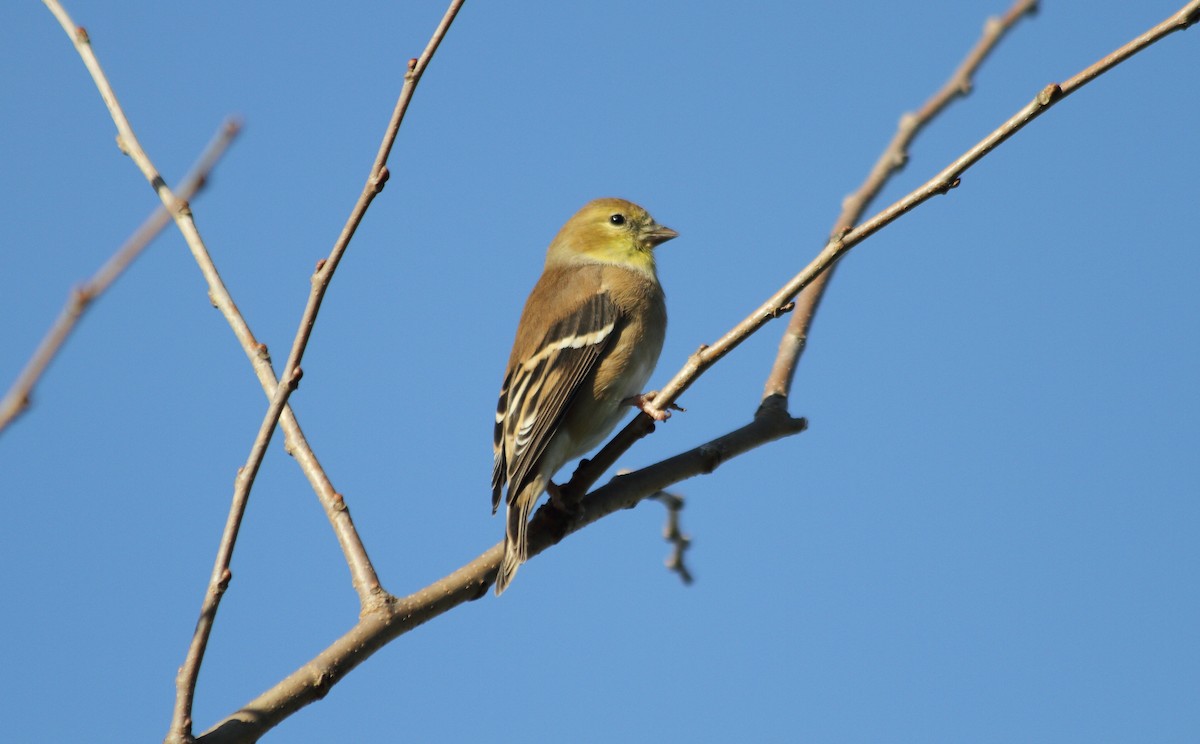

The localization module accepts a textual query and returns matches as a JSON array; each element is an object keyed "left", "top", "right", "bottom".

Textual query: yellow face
[{"left": 548, "top": 197, "right": 678, "bottom": 275}]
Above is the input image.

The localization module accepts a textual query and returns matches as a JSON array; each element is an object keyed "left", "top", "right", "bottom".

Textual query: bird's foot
[{"left": 623, "top": 391, "right": 683, "bottom": 422}]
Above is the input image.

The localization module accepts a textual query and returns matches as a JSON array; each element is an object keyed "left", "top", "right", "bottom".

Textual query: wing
[{"left": 492, "top": 290, "right": 620, "bottom": 512}]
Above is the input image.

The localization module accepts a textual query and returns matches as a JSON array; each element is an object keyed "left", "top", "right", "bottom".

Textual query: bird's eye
[{"left": 609, "top": 213, "right": 626, "bottom": 226}]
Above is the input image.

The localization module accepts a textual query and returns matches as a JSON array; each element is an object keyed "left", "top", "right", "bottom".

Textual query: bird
[{"left": 491, "top": 197, "right": 678, "bottom": 595}]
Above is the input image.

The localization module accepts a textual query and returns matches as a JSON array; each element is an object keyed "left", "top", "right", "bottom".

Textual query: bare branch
[
  {"left": 196, "top": 405, "right": 806, "bottom": 743},
  {"left": 764, "top": 0, "right": 1039, "bottom": 403},
  {"left": 0, "top": 118, "right": 240, "bottom": 435}
]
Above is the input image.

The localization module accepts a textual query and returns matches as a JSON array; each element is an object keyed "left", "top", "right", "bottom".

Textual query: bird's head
[{"left": 546, "top": 197, "right": 678, "bottom": 276}]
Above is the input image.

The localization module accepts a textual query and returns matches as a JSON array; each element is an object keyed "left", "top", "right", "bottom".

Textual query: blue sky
[{"left": 2, "top": 1, "right": 1198, "bottom": 742}]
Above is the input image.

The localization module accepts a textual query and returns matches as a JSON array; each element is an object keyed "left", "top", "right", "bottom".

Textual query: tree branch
[
  {"left": 0, "top": 117, "right": 240, "bottom": 435},
  {"left": 294, "top": 0, "right": 467, "bottom": 381},
  {"left": 196, "top": 404, "right": 806, "bottom": 743},
  {"left": 763, "top": 0, "right": 1039, "bottom": 403}
]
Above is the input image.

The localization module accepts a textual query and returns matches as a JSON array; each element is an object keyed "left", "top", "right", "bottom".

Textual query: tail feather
[
  {"left": 495, "top": 538, "right": 521, "bottom": 595},
  {"left": 494, "top": 477, "right": 542, "bottom": 595}
]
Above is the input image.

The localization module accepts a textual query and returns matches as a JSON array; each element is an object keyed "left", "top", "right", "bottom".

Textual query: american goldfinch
[{"left": 492, "top": 197, "right": 678, "bottom": 595}]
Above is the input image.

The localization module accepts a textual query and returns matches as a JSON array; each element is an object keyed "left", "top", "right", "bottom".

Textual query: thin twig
[
  {"left": 619, "top": 469, "right": 695, "bottom": 584},
  {"left": 0, "top": 118, "right": 241, "bottom": 436},
  {"left": 651, "top": 490, "right": 694, "bottom": 585},
  {"left": 764, "top": 0, "right": 1039, "bottom": 402}
]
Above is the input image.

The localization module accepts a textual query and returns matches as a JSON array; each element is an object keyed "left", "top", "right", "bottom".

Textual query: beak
[{"left": 643, "top": 223, "right": 679, "bottom": 248}]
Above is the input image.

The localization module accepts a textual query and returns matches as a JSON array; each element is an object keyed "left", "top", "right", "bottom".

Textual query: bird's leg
[{"left": 622, "top": 391, "right": 683, "bottom": 422}]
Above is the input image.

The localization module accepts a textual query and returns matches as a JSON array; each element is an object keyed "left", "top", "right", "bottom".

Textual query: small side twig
[
  {"left": 763, "top": 0, "right": 1039, "bottom": 403},
  {"left": 617, "top": 468, "right": 694, "bottom": 584},
  {"left": 0, "top": 117, "right": 241, "bottom": 436},
  {"left": 651, "top": 490, "right": 693, "bottom": 585}
]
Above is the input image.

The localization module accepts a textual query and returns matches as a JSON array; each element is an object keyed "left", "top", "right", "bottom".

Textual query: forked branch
[{"left": 764, "top": 0, "right": 1039, "bottom": 403}]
